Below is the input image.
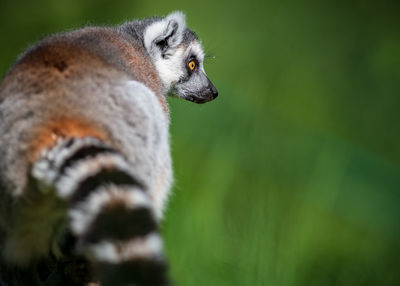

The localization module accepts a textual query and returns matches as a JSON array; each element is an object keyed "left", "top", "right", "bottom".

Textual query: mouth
[{"left": 185, "top": 93, "right": 218, "bottom": 104}]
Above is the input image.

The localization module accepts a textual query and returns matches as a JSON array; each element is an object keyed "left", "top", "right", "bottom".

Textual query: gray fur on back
[
  {"left": 0, "top": 13, "right": 219, "bottom": 281},
  {"left": 0, "top": 11, "right": 212, "bottom": 239},
  {"left": 0, "top": 17, "right": 175, "bottom": 229}
]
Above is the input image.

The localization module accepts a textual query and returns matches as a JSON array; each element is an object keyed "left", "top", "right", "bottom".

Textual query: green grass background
[{"left": 1, "top": 0, "right": 399, "bottom": 285}]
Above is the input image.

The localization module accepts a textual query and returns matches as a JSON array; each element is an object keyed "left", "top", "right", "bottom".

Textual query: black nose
[{"left": 209, "top": 83, "right": 218, "bottom": 99}]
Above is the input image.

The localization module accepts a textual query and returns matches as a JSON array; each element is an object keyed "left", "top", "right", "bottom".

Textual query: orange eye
[{"left": 188, "top": 60, "right": 196, "bottom": 71}]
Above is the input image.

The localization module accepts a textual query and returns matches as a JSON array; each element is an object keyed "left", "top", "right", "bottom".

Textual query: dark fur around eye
[{"left": 186, "top": 56, "right": 198, "bottom": 73}]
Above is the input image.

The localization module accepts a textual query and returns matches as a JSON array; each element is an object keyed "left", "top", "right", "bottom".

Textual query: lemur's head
[{"left": 143, "top": 12, "right": 218, "bottom": 103}]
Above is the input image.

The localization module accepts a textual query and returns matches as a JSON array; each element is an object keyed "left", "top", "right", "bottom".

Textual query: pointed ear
[{"left": 144, "top": 11, "right": 186, "bottom": 58}]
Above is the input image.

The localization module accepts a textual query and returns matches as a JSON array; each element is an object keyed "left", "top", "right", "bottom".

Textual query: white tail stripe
[
  {"left": 50, "top": 138, "right": 110, "bottom": 170},
  {"left": 32, "top": 137, "right": 111, "bottom": 186},
  {"left": 56, "top": 152, "right": 136, "bottom": 198},
  {"left": 69, "top": 186, "right": 152, "bottom": 235},
  {"left": 90, "top": 233, "right": 163, "bottom": 263}
]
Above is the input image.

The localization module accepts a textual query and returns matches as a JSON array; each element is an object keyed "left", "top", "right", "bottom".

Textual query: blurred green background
[{"left": 1, "top": 0, "right": 399, "bottom": 285}]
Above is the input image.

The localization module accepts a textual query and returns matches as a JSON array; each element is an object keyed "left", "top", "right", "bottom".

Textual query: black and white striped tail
[{"left": 32, "top": 137, "right": 168, "bottom": 286}]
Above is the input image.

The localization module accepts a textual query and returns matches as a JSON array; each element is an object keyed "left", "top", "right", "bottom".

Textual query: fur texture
[{"left": 0, "top": 11, "right": 217, "bottom": 286}]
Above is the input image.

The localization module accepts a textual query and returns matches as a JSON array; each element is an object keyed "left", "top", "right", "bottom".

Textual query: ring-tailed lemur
[{"left": 0, "top": 11, "right": 217, "bottom": 286}]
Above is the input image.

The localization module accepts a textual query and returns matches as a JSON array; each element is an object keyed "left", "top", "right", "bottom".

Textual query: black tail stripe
[
  {"left": 96, "top": 259, "right": 168, "bottom": 286},
  {"left": 58, "top": 145, "right": 117, "bottom": 176},
  {"left": 69, "top": 169, "right": 144, "bottom": 204},
  {"left": 83, "top": 207, "right": 157, "bottom": 244}
]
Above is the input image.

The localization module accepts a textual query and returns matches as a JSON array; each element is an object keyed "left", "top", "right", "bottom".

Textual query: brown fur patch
[
  {"left": 28, "top": 118, "right": 109, "bottom": 163},
  {"left": 102, "top": 196, "right": 130, "bottom": 210},
  {"left": 3, "top": 28, "right": 168, "bottom": 112}
]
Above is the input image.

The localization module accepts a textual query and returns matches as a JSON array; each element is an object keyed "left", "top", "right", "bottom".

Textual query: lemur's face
[
  {"left": 143, "top": 12, "right": 218, "bottom": 103},
  {"left": 170, "top": 41, "right": 218, "bottom": 103}
]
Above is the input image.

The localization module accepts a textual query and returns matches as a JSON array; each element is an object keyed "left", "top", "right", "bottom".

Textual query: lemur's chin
[{"left": 185, "top": 94, "right": 218, "bottom": 104}]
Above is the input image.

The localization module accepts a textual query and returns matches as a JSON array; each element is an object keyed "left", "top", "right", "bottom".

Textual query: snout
[
  {"left": 209, "top": 82, "right": 219, "bottom": 99},
  {"left": 187, "top": 79, "right": 218, "bottom": 104}
]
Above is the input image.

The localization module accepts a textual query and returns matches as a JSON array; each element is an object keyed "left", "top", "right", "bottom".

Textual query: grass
[{"left": 1, "top": 0, "right": 399, "bottom": 284}]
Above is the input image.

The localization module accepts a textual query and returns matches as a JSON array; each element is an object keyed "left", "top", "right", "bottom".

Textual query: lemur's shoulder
[
  {"left": 0, "top": 27, "right": 166, "bottom": 169},
  {"left": 3, "top": 27, "right": 162, "bottom": 97}
]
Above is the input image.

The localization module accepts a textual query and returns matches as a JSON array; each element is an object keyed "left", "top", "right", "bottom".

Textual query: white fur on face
[
  {"left": 143, "top": 12, "right": 188, "bottom": 94},
  {"left": 185, "top": 41, "right": 206, "bottom": 75},
  {"left": 154, "top": 41, "right": 206, "bottom": 94},
  {"left": 154, "top": 47, "right": 186, "bottom": 93},
  {"left": 187, "top": 41, "right": 205, "bottom": 64}
]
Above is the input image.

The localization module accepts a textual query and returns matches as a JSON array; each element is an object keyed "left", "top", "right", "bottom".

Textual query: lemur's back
[
  {"left": 0, "top": 11, "right": 217, "bottom": 286},
  {"left": 0, "top": 26, "right": 170, "bottom": 210}
]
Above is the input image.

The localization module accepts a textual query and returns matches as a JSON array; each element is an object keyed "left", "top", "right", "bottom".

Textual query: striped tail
[{"left": 32, "top": 137, "right": 168, "bottom": 286}]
